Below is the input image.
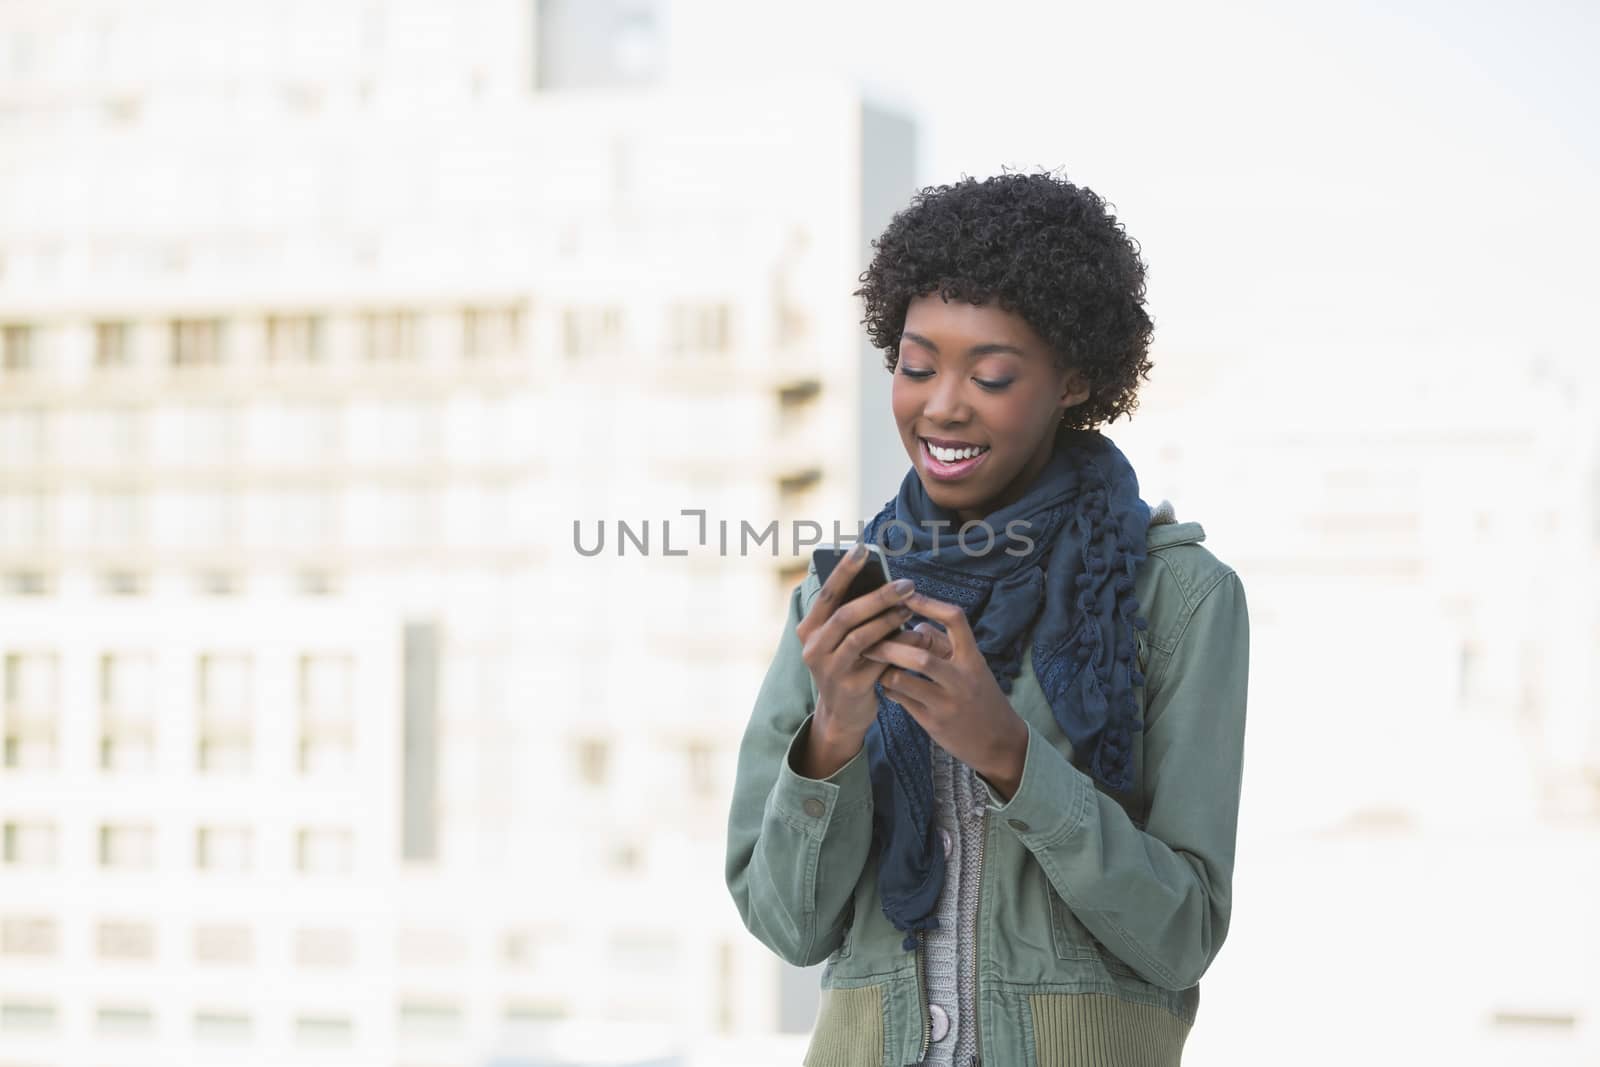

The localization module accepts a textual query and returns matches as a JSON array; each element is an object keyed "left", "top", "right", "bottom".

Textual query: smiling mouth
[{"left": 920, "top": 437, "right": 991, "bottom": 480}]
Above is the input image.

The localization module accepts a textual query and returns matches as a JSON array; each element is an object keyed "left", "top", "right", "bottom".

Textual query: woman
[{"left": 725, "top": 170, "right": 1250, "bottom": 1067}]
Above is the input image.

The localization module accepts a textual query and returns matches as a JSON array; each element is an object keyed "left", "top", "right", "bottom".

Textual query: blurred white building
[{"left": 0, "top": 1, "right": 915, "bottom": 1064}]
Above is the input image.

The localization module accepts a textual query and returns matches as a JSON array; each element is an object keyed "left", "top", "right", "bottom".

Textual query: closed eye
[{"left": 898, "top": 367, "right": 1013, "bottom": 392}]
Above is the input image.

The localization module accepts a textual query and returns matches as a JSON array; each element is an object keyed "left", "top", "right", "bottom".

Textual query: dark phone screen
[{"left": 812, "top": 546, "right": 893, "bottom": 605}]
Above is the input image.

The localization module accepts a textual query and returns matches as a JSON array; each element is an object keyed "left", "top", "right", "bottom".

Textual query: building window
[
  {"left": 99, "top": 825, "right": 156, "bottom": 869},
  {"left": 294, "top": 927, "right": 353, "bottom": 969},
  {"left": 171, "top": 318, "right": 223, "bottom": 367},
  {"left": 197, "top": 654, "right": 252, "bottom": 773},
  {"left": 666, "top": 302, "right": 732, "bottom": 356},
  {"left": 278, "top": 489, "right": 339, "bottom": 549},
  {"left": 561, "top": 305, "right": 623, "bottom": 359},
  {"left": 81, "top": 406, "right": 143, "bottom": 464},
  {"left": 95, "top": 1005, "right": 154, "bottom": 1036},
  {"left": 194, "top": 924, "right": 252, "bottom": 965},
  {"left": 101, "top": 653, "right": 156, "bottom": 771},
  {"left": 194, "top": 1010, "right": 252, "bottom": 1041},
  {"left": 296, "top": 829, "right": 354, "bottom": 875},
  {"left": 4, "top": 652, "right": 58, "bottom": 769},
  {"left": 97, "top": 920, "right": 156, "bottom": 959},
  {"left": 0, "top": 407, "right": 48, "bottom": 465},
  {"left": 296, "top": 569, "right": 340, "bottom": 596},
  {"left": 2, "top": 821, "right": 56, "bottom": 866},
  {"left": 609, "top": 929, "right": 677, "bottom": 972},
  {"left": 0, "top": 490, "right": 52, "bottom": 551},
  {"left": 183, "top": 489, "right": 244, "bottom": 547},
  {"left": 89, "top": 489, "right": 146, "bottom": 549},
  {"left": 396, "top": 928, "right": 468, "bottom": 967},
  {"left": 775, "top": 378, "right": 821, "bottom": 434},
  {"left": 266, "top": 314, "right": 322, "bottom": 363},
  {"left": 296, "top": 1015, "right": 353, "bottom": 1046},
  {"left": 0, "top": 999, "right": 56, "bottom": 1033},
  {"left": 397, "top": 1000, "right": 463, "bottom": 1039},
  {"left": 0, "top": 917, "right": 57, "bottom": 957},
  {"left": 176, "top": 402, "right": 242, "bottom": 462},
  {"left": 505, "top": 1000, "right": 568, "bottom": 1026},
  {"left": 574, "top": 736, "right": 609, "bottom": 786},
  {"left": 1, "top": 324, "right": 33, "bottom": 373},
  {"left": 299, "top": 655, "right": 354, "bottom": 775},
  {"left": 2, "top": 571, "right": 51, "bottom": 596},
  {"left": 195, "top": 827, "right": 252, "bottom": 873},
  {"left": 94, "top": 321, "right": 132, "bottom": 368},
  {"left": 463, "top": 305, "right": 524, "bottom": 359},
  {"left": 197, "top": 570, "right": 243, "bottom": 596},
  {"left": 363, "top": 311, "right": 419, "bottom": 361},
  {"left": 100, "top": 570, "right": 148, "bottom": 596},
  {"left": 685, "top": 738, "right": 716, "bottom": 795}
]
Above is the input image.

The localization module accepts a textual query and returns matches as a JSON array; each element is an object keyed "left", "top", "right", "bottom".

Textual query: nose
[{"left": 921, "top": 372, "right": 971, "bottom": 427}]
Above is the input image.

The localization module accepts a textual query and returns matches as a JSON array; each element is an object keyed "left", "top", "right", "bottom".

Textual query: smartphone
[
  {"left": 812, "top": 543, "right": 895, "bottom": 604},
  {"left": 811, "top": 543, "right": 925, "bottom": 667}
]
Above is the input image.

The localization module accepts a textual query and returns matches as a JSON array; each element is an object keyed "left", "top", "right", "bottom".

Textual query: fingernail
[
  {"left": 849, "top": 542, "right": 867, "bottom": 560},
  {"left": 893, "top": 579, "right": 915, "bottom": 596}
]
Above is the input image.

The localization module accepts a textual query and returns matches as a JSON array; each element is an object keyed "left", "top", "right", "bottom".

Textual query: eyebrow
[{"left": 899, "top": 331, "right": 1028, "bottom": 359}]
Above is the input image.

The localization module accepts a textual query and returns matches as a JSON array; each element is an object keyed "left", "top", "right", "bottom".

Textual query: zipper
[
  {"left": 966, "top": 809, "right": 979, "bottom": 1067},
  {"left": 914, "top": 927, "right": 931, "bottom": 1060}
]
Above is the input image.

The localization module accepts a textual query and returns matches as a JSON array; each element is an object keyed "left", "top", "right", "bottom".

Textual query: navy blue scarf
[{"left": 860, "top": 428, "right": 1152, "bottom": 951}]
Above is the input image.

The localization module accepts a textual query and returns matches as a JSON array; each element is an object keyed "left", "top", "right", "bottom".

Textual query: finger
[
  {"left": 801, "top": 545, "right": 871, "bottom": 635},
  {"left": 904, "top": 592, "right": 978, "bottom": 661},
  {"left": 912, "top": 621, "right": 954, "bottom": 660},
  {"left": 880, "top": 665, "right": 941, "bottom": 708},
  {"left": 857, "top": 635, "right": 947, "bottom": 687},
  {"left": 835, "top": 604, "right": 916, "bottom": 664},
  {"left": 816, "top": 578, "right": 916, "bottom": 656}
]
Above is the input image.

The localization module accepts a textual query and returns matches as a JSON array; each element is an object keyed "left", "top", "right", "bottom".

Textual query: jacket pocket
[
  {"left": 1043, "top": 868, "right": 1140, "bottom": 979},
  {"left": 802, "top": 982, "right": 885, "bottom": 1067}
]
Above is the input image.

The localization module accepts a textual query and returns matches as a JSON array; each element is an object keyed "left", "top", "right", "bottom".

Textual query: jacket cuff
[
  {"left": 979, "top": 719, "right": 1091, "bottom": 846},
  {"left": 772, "top": 712, "right": 874, "bottom": 836}
]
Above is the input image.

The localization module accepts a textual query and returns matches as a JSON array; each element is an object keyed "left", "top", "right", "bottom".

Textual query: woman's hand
[
  {"left": 794, "top": 546, "right": 917, "bottom": 762},
  {"left": 860, "top": 592, "right": 1031, "bottom": 801}
]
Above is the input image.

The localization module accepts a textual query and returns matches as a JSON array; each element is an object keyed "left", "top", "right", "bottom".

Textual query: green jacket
[{"left": 724, "top": 519, "right": 1250, "bottom": 1067}]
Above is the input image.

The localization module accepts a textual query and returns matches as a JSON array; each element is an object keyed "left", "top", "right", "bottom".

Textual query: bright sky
[{"left": 665, "top": 0, "right": 1599, "bottom": 374}]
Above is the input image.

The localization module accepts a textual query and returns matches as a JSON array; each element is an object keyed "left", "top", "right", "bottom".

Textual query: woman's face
[{"left": 891, "top": 293, "right": 1088, "bottom": 524}]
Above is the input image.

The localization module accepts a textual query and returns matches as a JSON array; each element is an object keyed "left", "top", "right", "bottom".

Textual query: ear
[{"left": 1058, "top": 368, "right": 1090, "bottom": 412}]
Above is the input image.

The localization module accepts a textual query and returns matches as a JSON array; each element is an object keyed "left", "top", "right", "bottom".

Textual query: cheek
[{"left": 890, "top": 377, "right": 917, "bottom": 427}]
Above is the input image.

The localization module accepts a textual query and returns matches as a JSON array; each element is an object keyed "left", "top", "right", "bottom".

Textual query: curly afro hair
[{"left": 854, "top": 168, "right": 1154, "bottom": 432}]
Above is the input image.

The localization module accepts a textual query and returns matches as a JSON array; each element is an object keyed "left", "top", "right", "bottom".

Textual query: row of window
[
  {"left": 1, "top": 568, "right": 339, "bottom": 599},
  {"left": 0, "top": 914, "right": 613, "bottom": 974},
  {"left": 0, "top": 300, "right": 735, "bottom": 373},
  {"left": 2, "top": 651, "right": 355, "bottom": 774},
  {"left": 0, "top": 485, "right": 520, "bottom": 554},
  {"left": 0, "top": 399, "right": 521, "bottom": 467},
  {"left": 0, "top": 997, "right": 563, "bottom": 1041},
  {"left": 0, "top": 309, "right": 523, "bottom": 370},
  {"left": 1, "top": 823, "right": 355, "bottom": 874}
]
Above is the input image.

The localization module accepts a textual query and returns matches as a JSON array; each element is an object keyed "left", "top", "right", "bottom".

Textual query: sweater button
[
  {"left": 1007, "top": 818, "right": 1029, "bottom": 833},
  {"left": 929, "top": 1003, "right": 950, "bottom": 1041},
  {"left": 803, "top": 798, "right": 825, "bottom": 817},
  {"left": 938, "top": 828, "right": 952, "bottom": 857}
]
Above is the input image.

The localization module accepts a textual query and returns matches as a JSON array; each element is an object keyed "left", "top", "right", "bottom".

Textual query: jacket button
[
  {"left": 802, "top": 798, "right": 826, "bottom": 818},
  {"left": 929, "top": 1003, "right": 950, "bottom": 1041},
  {"left": 938, "top": 828, "right": 952, "bottom": 857},
  {"left": 1007, "top": 818, "right": 1030, "bottom": 833}
]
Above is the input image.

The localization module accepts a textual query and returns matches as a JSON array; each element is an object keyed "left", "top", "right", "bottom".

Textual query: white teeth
[{"left": 926, "top": 441, "right": 989, "bottom": 463}]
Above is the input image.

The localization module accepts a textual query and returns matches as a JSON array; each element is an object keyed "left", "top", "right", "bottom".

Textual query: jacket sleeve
[
  {"left": 978, "top": 569, "right": 1250, "bottom": 990},
  {"left": 724, "top": 575, "right": 878, "bottom": 967}
]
